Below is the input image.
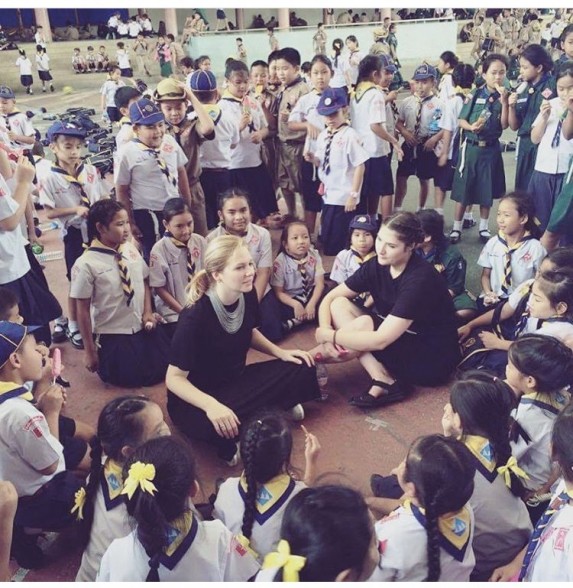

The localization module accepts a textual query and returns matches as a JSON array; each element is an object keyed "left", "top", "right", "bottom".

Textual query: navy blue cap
[
  {"left": 317, "top": 87, "right": 348, "bottom": 116},
  {"left": 129, "top": 98, "right": 165, "bottom": 125},
  {"left": 0, "top": 322, "right": 41, "bottom": 369},
  {"left": 349, "top": 214, "right": 379, "bottom": 234},
  {"left": 189, "top": 70, "right": 217, "bottom": 92},
  {"left": 413, "top": 63, "right": 438, "bottom": 81},
  {"left": 0, "top": 86, "right": 15, "bottom": 100},
  {"left": 379, "top": 54, "right": 397, "bottom": 74},
  {"left": 46, "top": 121, "right": 86, "bottom": 143}
]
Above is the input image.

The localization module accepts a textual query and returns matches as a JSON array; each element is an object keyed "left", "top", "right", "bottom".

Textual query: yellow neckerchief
[
  {"left": 353, "top": 80, "right": 378, "bottom": 102},
  {"left": 350, "top": 248, "right": 376, "bottom": 265},
  {"left": 100, "top": 457, "right": 126, "bottom": 511},
  {"left": 454, "top": 86, "right": 472, "bottom": 99},
  {"left": 119, "top": 116, "right": 131, "bottom": 126},
  {"left": 162, "top": 510, "right": 199, "bottom": 566},
  {"left": 239, "top": 472, "right": 296, "bottom": 523},
  {"left": 463, "top": 434, "right": 497, "bottom": 482},
  {"left": 404, "top": 499, "right": 472, "bottom": 562},
  {"left": 89, "top": 238, "right": 120, "bottom": 256},
  {"left": 221, "top": 89, "right": 242, "bottom": 103},
  {"left": 204, "top": 103, "right": 222, "bottom": 125},
  {"left": 521, "top": 389, "right": 570, "bottom": 416},
  {"left": 0, "top": 381, "right": 33, "bottom": 404}
]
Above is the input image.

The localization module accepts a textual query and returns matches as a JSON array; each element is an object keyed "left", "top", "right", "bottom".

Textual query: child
[
  {"left": 149, "top": 198, "right": 206, "bottom": 337},
  {"left": 256, "top": 485, "right": 379, "bottom": 582},
  {"left": 115, "top": 98, "right": 190, "bottom": 261},
  {"left": 16, "top": 49, "right": 33, "bottom": 94},
  {"left": 70, "top": 200, "right": 170, "bottom": 388},
  {"left": 236, "top": 37, "right": 247, "bottom": 62},
  {"left": 155, "top": 36, "right": 172, "bottom": 78},
  {"left": 288, "top": 54, "right": 331, "bottom": 234},
  {"left": 132, "top": 33, "right": 151, "bottom": 77},
  {"left": 72, "top": 47, "right": 86, "bottom": 74},
  {"left": 344, "top": 35, "right": 366, "bottom": 88},
  {"left": 113, "top": 85, "right": 142, "bottom": 150},
  {"left": 417, "top": 209, "right": 477, "bottom": 322},
  {"left": 96, "top": 45, "right": 109, "bottom": 72},
  {"left": 0, "top": 155, "right": 60, "bottom": 345},
  {"left": 508, "top": 44, "right": 556, "bottom": 191},
  {"left": 39, "top": 121, "right": 108, "bottom": 349},
  {"left": 395, "top": 64, "right": 444, "bottom": 213},
  {"left": 0, "top": 286, "right": 22, "bottom": 323},
  {"left": 267, "top": 50, "right": 282, "bottom": 95},
  {"left": 329, "top": 38, "right": 346, "bottom": 89},
  {"left": 213, "top": 412, "right": 320, "bottom": 561},
  {"left": 312, "top": 22, "right": 327, "bottom": 56},
  {"left": 442, "top": 371, "right": 532, "bottom": 580},
  {"left": 219, "top": 60, "right": 277, "bottom": 223},
  {"left": 116, "top": 41, "right": 133, "bottom": 78},
  {"left": 0, "top": 321, "right": 86, "bottom": 569},
  {"left": 369, "top": 435, "right": 476, "bottom": 581},
  {"left": 270, "top": 221, "right": 325, "bottom": 338},
  {"left": 195, "top": 54, "right": 212, "bottom": 71},
  {"left": 350, "top": 54, "right": 403, "bottom": 219},
  {"left": 529, "top": 61, "right": 573, "bottom": 232},
  {"left": 437, "top": 51, "right": 459, "bottom": 101},
  {"left": 100, "top": 65, "right": 126, "bottom": 125},
  {"left": 275, "top": 47, "right": 310, "bottom": 217},
  {"left": 450, "top": 53, "right": 510, "bottom": 243},
  {"left": 76, "top": 396, "right": 171, "bottom": 581},
  {"left": 180, "top": 56, "right": 194, "bottom": 86},
  {"left": 477, "top": 192, "right": 546, "bottom": 309},
  {"left": 555, "top": 23, "right": 573, "bottom": 67},
  {"left": 506, "top": 334, "right": 572, "bottom": 522},
  {"left": 0, "top": 86, "right": 36, "bottom": 153},
  {"left": 305, "top": 87, "right": 368, "bottom": 255},
  {"left": 519, "top": 403, "right": 573, "bottom": 581},
  {"left": 267, "top": 27, "right": 279, "bottom": 52},
  {"left": 84, "top": 45, "right": 97, "bottom": 72},
  {"left": 97, "top": 436, "right": 260, "bottom": 581},
  {"left": 35, "top": 45, "right": 54, "bottom": 93}
]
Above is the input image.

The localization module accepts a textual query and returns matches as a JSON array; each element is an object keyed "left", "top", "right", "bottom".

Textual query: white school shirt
[
  {"left": 219, "top": 94, "right": 267, "bottom": 169},
  {"left": 199, "top": 106, "right": 240, "bottom": 169},
  {"left": 440, "top": 94, "right": 464, "bottom": 159},
  {"left": 107, "top": 15, "right": 119, "bottom": 28},
  {"left": 0, "top": 176, "right": 30, "bottom": 283},
  {"left": 511, "top": 390, "right": 570, "bottom": 491},
  {"left": 271, "top": 248, "right": 324, "bottom": 298},
  {"left": 368, "top": 504, "right": 476, "bottom": 582},
  {"left": 127, "top": 21, "right": 141, "bottom": 37},
  {"left": 100, "top": 79, "right": 125, "bottom": 108},
  {"left": 289, "top": 90, "right": 325, "bottom": 155},
  {"left": 536, "top": 319, "right": 573, "bottom": 342},
  {"left": 477, "top": 235, "right": 546, "bottom": 297},
  {"left": 35, "top": 53, "right": 50, "bottom": 71},
  {"left": 345, "top": 50, "right": 366, "bottom": 86},
  {"left": 16, "top": 56, "right": 32, "bottom": 76},
  {"left": 97, "top": 517, "right": 260, "bottom": 581},
  {"left": 38, "top": 163, "right": 107, "bottom": 234},
  {"left": 115, "top": 135, "right": 187, "bottom": 210},
  {"left": 149, "top": 233, "right": 206, "bottom": 323},
  {"left": 114, "top": 120, "right": 133, "bottom": 151},
  {"left": 0, "top": 397, "right": 65, "bottom": 497},
  {"left": 330, "top": 56, "right": 347, "bottom": 88},
  {"left": 70, "top": 241, "right": 148, "bottom": 335},
  {"left": 532, "top": 97, "right": 573, "bottom": 174},
  {"left": 141, "top": 18, "right": 152, "bottom": 32},
  {"left": 315, "top": 125, "right": 369, "bottom": 206},
  {"left": 330, "top": 248, "right": 370, "bottom": 283},
  {"left": 207, "top": 223, "right": 272, "bottom": 270},
  {"left": 398, "top": 94, "right": 444, "bottom": 139},
  {"left": 116, "top": 49, "right": 131, "bottom": 69},
  {"left": 350, "top": 84, "right": 390, "bottom": 157},
  {"left": 34, "top": 31, "right": 46, "bottom": 48},
  {"left": 1, "top": 111, "right": 35, "bottom": 149},
  {"left": 213, "top": 476, "right": 306, "bottom": 562},
  {"left": 438, "top": 72, "right": 455, "bottom": 102},
  {"left": 117, "top": 22, "right": 128, "bottom": 36}
]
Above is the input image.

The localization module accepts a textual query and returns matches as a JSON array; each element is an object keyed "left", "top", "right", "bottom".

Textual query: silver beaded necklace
[{"left": 206, "top": 288, "right": 245, "bottom": 334}]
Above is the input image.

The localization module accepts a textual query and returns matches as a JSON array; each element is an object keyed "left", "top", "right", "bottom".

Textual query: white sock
[
  {"left": 463, "top": 212, "right": 474, "bottom": 221},
  {"left": 452, "top": 220, "right": 462, "bottom": 232},
  {"left": 479, "top": 219, "right": 489, "bottom": 232},
  {"left": 68, "top": 320, "right": 79, "bottom": 333},
  {"left": 435, "top": 208, "right": 444, "bottom": 216}
]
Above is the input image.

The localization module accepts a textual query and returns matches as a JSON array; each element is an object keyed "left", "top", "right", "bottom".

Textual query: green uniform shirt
[
  {"left": 514, "top": 73, "right": 556, "bottom": 137},
  {"left": 422, "top": 244, "right": 466, "bottom": 297},
  {"left": 459, "top": 86, "right": 504, "bottom": 142}
]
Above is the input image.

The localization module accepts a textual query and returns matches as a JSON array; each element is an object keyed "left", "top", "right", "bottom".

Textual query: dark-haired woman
[{"left": 314, "top": 212, "right": 461, "bottom": 408}]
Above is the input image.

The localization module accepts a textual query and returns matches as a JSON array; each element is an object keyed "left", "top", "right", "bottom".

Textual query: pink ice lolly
[{"left": 52, "top": 348, "right": 62, "bottom": 383}]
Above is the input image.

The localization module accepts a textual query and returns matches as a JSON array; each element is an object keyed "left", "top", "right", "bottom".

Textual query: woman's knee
[{"left": 330, "top": 297, "right": 364, "bottom": 325}]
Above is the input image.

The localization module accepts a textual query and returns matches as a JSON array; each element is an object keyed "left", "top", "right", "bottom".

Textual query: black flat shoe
[{"left": 349, "top": 380, "right": 408, "bottom": 408}]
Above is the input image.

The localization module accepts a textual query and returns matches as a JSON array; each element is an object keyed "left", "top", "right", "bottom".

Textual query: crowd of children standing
[{"left": 0, "top": 7, "right": 573, "bottom": 581}]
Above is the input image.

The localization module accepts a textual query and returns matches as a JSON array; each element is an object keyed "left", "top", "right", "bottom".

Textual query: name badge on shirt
[{"left": 476, "top": 98, "right": 486, "bottom": 104}]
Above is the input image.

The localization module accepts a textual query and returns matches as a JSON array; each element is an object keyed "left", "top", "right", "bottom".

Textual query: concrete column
[
  {"left": 164, "top": 8, "right": 178, "bottom": 37},
  {"left": 381, "top": 8, "right": 391, "bottom": 20},
  {"left": 278, "top": 8, "right": 289, "bottom": 30},
  {"left": 323, "top": 8, "right": 328, "bottom": 24},
  {"left": 235, "top": 8, "right": 244, "bottom": 30},
  {"left": 34, "top": 7, "right": 53, "bottom": 42}
]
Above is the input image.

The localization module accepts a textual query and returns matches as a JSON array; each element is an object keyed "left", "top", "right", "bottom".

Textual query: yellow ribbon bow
[
  {"left": 121, "top": 461, "right": 158, "bottom": 500},
  {"left": 262, "top": 539, "right": 306, "bottom": 582},
  {"left": 497, "top": 456, "right": 530, "bottom": 488},
  {"left": 71, "top": 487, "right": 87, "bottom": 521}
]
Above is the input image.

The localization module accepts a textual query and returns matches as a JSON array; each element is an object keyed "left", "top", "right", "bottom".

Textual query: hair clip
[
  {"left": 262, "top": 540, "right": 306, "bottom": 582},
  {"left": 71, "top": 487, "right": 87, "bottom": 521},
  {"left": 121, "top": 461, "right": 158, "bottom": 500}
]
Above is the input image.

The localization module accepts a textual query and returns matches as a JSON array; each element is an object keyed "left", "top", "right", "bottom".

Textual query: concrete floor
[{"left": 2, "top": 35, "right": 521, "bottom": 581}]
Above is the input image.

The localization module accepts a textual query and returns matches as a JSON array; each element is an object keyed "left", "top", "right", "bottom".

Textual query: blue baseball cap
[
  {"left": 379, "top": 54, "right": 397, "bottom": 74},
  {"left": 0, "top": 322, "right": 41, "bottom": 369},
  {"left": 189, "top": 70, "right": 217, "bottom": 92},
  {"left": 129, "top": 98, "right": 165, "bottom": 125},
  {"left": 349, "top": 214, "right": 379, "bottom": 234},
  {"left": 0, "top": 86, "right": 15, "bottom": 100},
  {"left": 413, "top": 63, "right": 438, "bottom": 81},
  {"left": 46, "top": 121, "right": 86, "bottom": 143},
  {"left": 317, "top": 87, "right": 348, "bottom": 116}
]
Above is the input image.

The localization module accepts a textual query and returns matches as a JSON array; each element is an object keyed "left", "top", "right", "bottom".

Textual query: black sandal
[
  {"left": 449, "top": 229, "right": 462, "bottom": 244},
  {"left": 349, "top": 380, "right": 408, "bottom": 408},
  {"left": 479, "top": 229, "right": 491, "bottom": 243}
]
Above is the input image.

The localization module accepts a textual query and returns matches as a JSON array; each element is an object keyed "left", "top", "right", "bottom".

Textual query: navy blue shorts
[
  {"left": 434, "top": 159, "right": 455, "bottom": 192},
  {"left": 59, "top": 415, "right": 87, "bottom": 470},
  {"left": 397, "top": 142, "right": 437, "bottom": 181},
  {"left": 301, "top": 160, "right": 323, "bottom": 213},
  {"left": 63, "top": 226, "right": 86, "bottom": 281}
]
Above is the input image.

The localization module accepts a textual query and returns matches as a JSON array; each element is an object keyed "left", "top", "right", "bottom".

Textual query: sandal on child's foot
[
  {"left": 449, "top": 229, "right": 462, "bottom": 244},
  {"left": 479, "top": 229, "right": 491, "bottom": 243}
]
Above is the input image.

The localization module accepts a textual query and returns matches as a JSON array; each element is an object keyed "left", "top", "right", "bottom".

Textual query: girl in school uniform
[
  {"left": 213, "top": 412, "right": 320, "bottom": 562},
  {"left": 35, "top": 45, "right": 54, "bottom": 93},
  {"left": 97, "top": 436, "right": 260, "bottom": 581},
  {"left": 369, "top": 435, "right": 476, "bottom": 582},
  {"left": 15, "top": 49, "right": 33, "bottom": 95},
  {"left": 437, "top": 51, "right": 459, "bottom": 102},
  {"left": 70, "top": 200, "right": 170, "bottom": 388},
  {"left": 255, "top": 485, "right": 379, "bottom": 582},
  {"left": 288, "top": 54, "right": 331, "bottom": 237},
  {"left": 329, "top": 39, "right": 347, "bottom": 90},
  {"left": 508, "top": 44, "right": 556, "bottom": 192},
  {"left": 269, "top": 221, "right": 325, "bottom": 339},
  {"left": 477, "top": 192, "right": 546, "bottom": 311},
  {"left": 506, "top": 334, "right": 572, "bottom": 524},
  {"left": 76, "top": 396, "right": 171, "bottom": 581},
  {"left": 149, "top": 198, "right": 206, "bottom": 339},
  {"left": 450, "top": 53, "right": 510, "bottom": 243},
  {"left": 350, "top": 55, "right": 402, "bottom": 218},
  {"left": 528, "top": 61, "right": 573, "bottom": 233},
  {"left": 344, "top": 35, "right": 366, "bottom": 88},
  {"left": 442, "top": 371, "right": 533, "bottom": 581},
  {"left": 304, "top": 87, "right": 368, "bottom": 256}
]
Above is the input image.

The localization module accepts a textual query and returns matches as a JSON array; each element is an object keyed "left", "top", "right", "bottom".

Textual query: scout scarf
[
  {"left": 88, "top": 239, "right": 134, "bottom": 306},
  {"left": 164, "top": 231, "right": 195, "bottom": 281},
  {"left": 239, "top": 472, "right": 296, "bottom": 524},
  {"left": 0, "top": 381, "right": 32, "bottom": 404}
]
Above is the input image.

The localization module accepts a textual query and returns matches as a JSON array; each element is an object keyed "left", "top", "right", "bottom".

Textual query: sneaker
[
  {"left": 10, "top": 528, "right": 44, "bottom": 569},
  {"left": 462, "top": 218, "right": 476, "bottom": 229},
  {"left": 288, "top": 403, "right": 305, "bottom": 421},
  {"left": 52, "top": 320, "right": 68, "bottom": 343},
  {"left": 66, "top": 327, "right": 84, "bottom": 350}
]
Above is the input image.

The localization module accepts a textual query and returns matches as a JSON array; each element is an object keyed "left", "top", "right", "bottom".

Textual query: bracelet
[{"left": 332, "top": 329, "right": 338, "bottom": 346}]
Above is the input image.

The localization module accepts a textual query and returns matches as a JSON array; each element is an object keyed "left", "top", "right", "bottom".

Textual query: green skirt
[
  {"left": 454, "top": 291, "right": 478, "bottom": 312},
  {"left": 547, "top": 173, "right": 573, "bottom": 235},
  {"left": 160, "top": 61, "right": 173, "bottom": 78},
  {"left": 515, "top": 135, "right": 537, "bottom": 192},
  {"left": 451, "top": 142, "right": 506, "bottom": 207}
]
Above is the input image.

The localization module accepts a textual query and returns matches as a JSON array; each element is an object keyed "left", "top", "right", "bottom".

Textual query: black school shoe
[
  {"left": 370, "top": 473, "right": 403, "bottom": 499},
  {"left": 348, "top": 380, "right": 409, "bottom": 408},
  {"left": 11, "top": 527, "right": 44, "bottom": 569}
]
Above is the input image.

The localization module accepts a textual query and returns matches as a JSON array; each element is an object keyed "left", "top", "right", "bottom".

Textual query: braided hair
[
  {"left": 239, "top": 412, "right": 292, "bottom": 541},
  {"left": 404, "top": 435, "right": 475, "bottom": 581}
]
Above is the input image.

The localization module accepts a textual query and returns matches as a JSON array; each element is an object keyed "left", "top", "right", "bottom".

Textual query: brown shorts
[
  {"left": 277, "top": 142, "right": 304, "bottom": 193},
  {"left": 189, "top": 181, "right": 208, "bottom": 237}
]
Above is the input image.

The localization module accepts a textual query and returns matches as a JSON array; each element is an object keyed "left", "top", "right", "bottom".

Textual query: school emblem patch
[{"left": 541, "top": 88, "right": 553, "bottom": 99}]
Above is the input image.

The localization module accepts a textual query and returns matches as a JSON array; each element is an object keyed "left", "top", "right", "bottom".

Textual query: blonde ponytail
[{"left": 186, "top": 270, "right": 211, "bottom": 305}]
